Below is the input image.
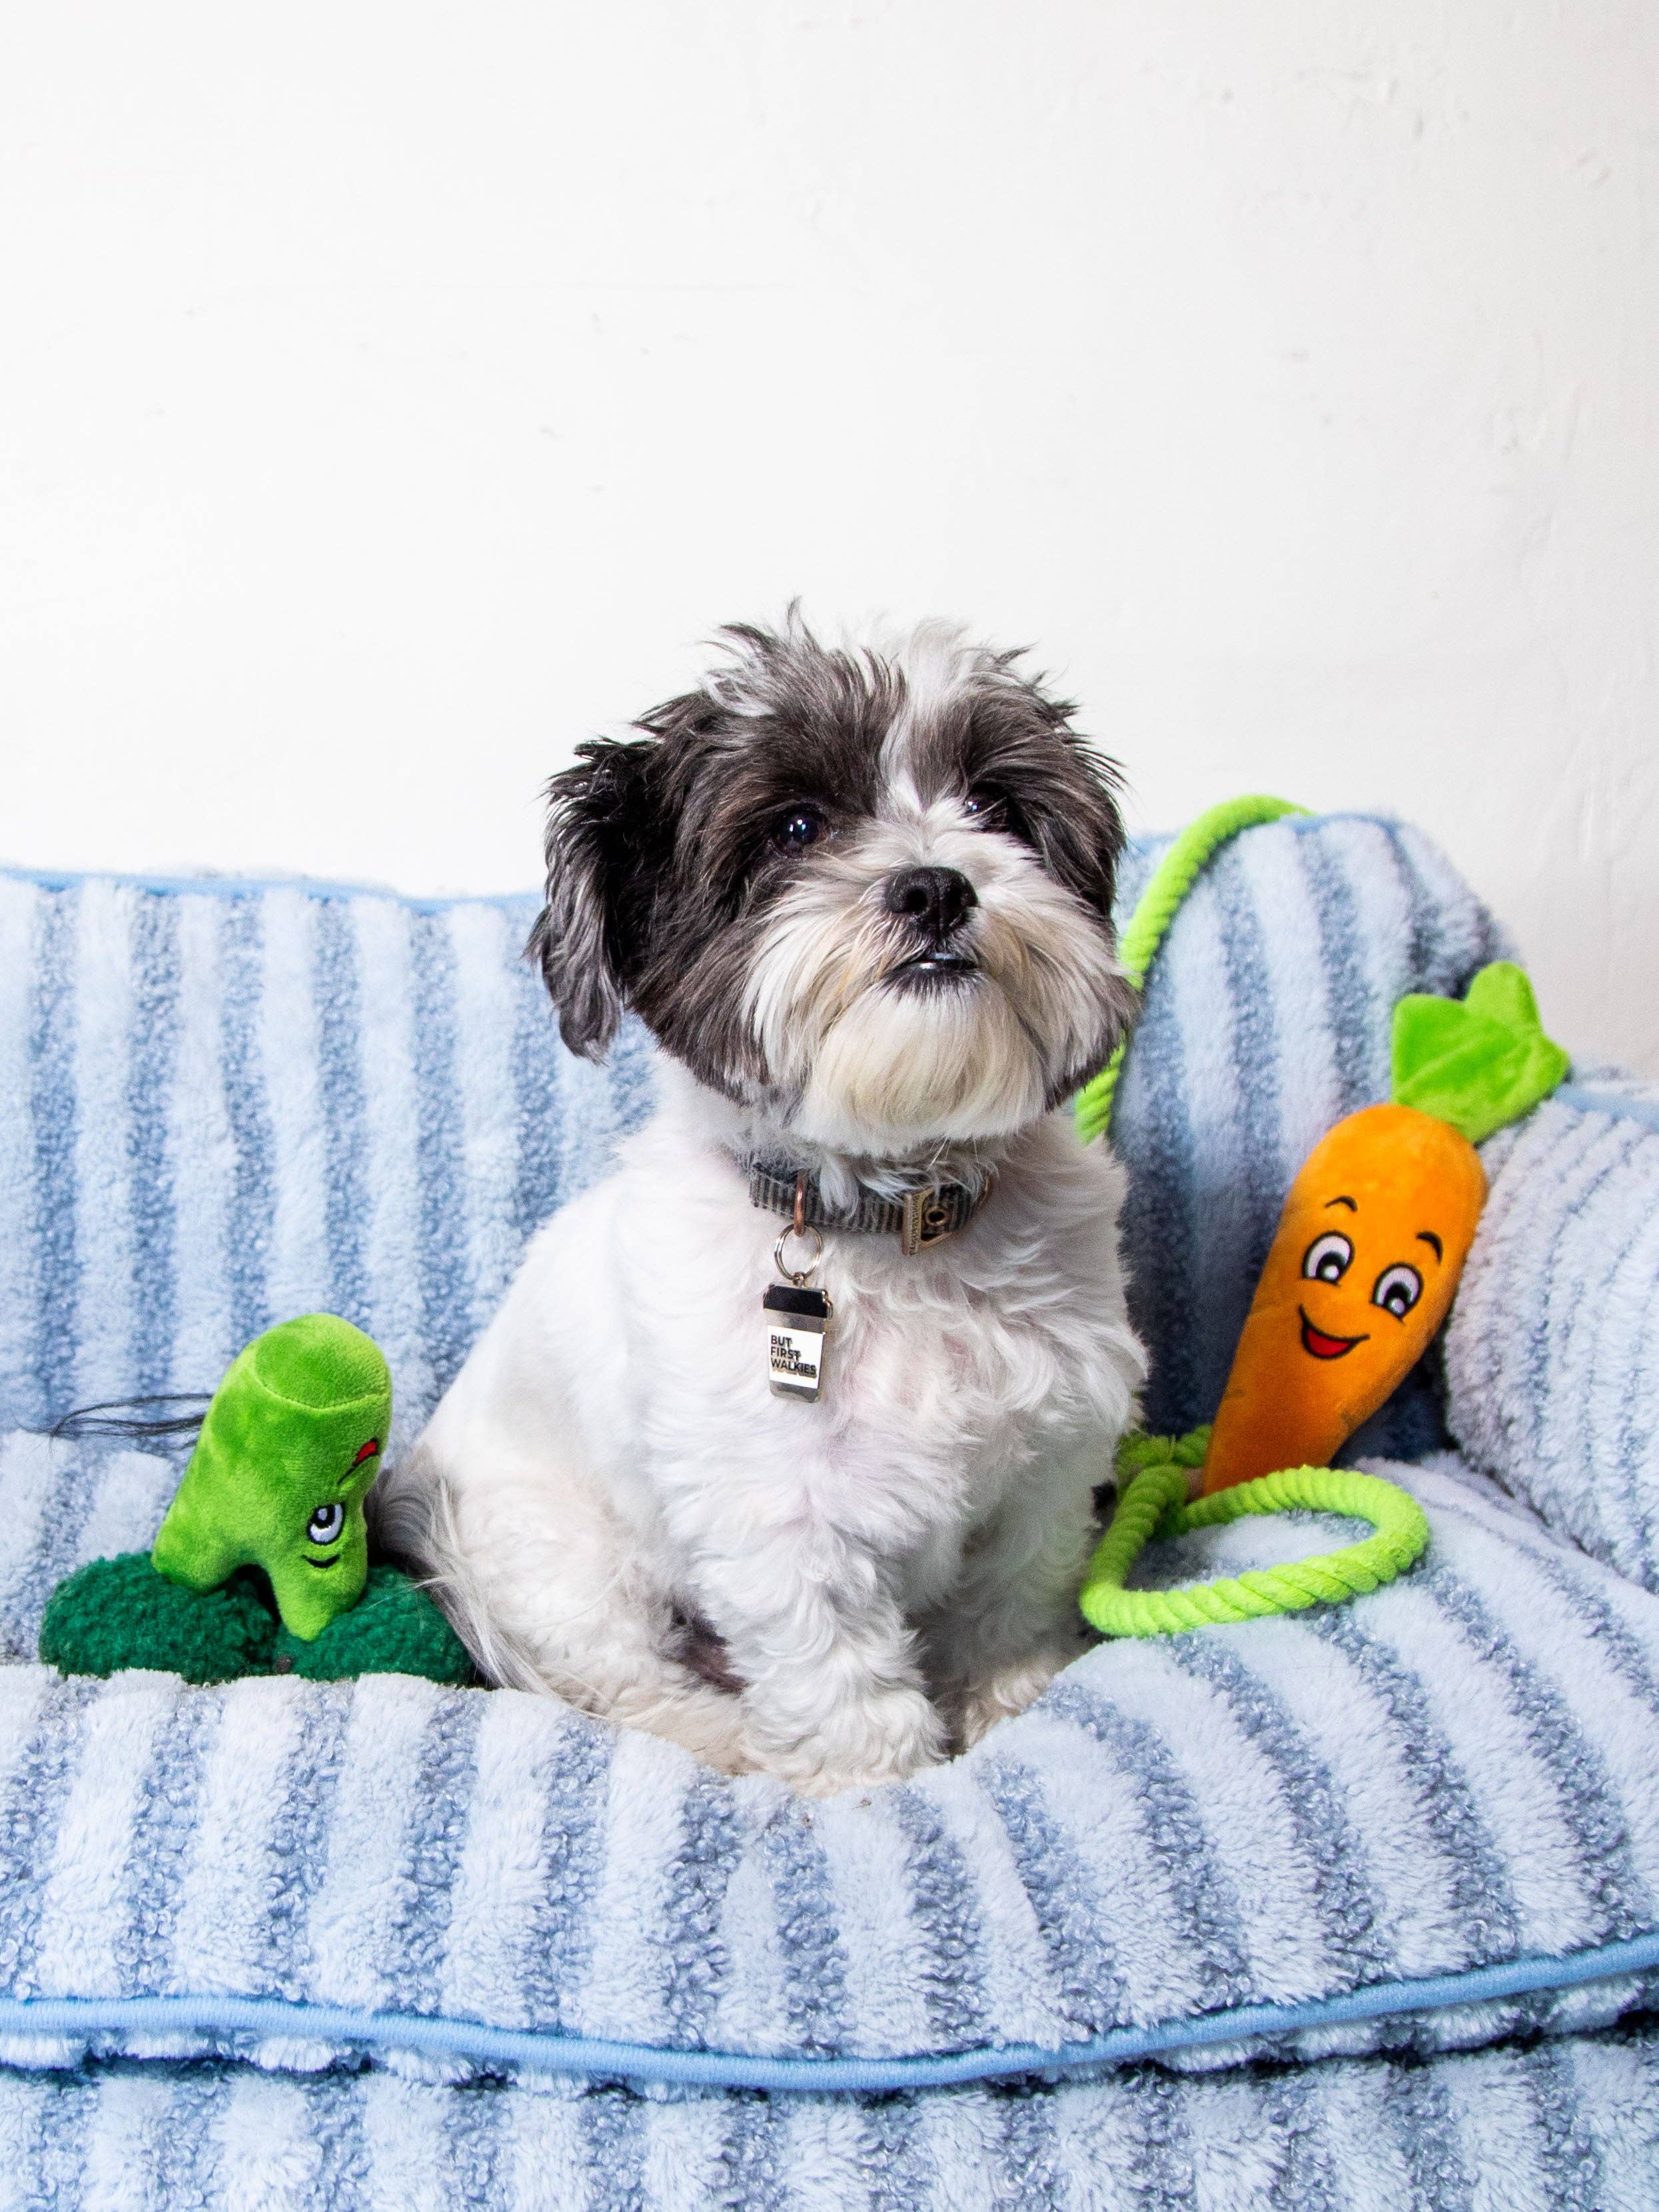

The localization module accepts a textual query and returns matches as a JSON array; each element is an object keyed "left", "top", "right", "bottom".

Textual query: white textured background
[{"left": 4, "top": 3, "right": 1656, "bottom": 1070}]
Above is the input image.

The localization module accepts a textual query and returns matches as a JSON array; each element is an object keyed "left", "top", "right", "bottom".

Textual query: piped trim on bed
[{"left": 3, "top": 1929, "right": 1657, "bottom": 2092}]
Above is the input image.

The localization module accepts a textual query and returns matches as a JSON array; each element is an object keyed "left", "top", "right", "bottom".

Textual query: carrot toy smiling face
[
  {"left": 1198, "top": 959, "right": 1568, "bottom": 1496},
  {"left": 1201, "top": 1103, "right": 1485, "bottom": 1494}
]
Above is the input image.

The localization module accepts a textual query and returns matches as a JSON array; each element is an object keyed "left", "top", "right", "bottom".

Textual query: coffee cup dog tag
[{"left": 764, "top": 1282, "right": 831, "bottom": 1401}]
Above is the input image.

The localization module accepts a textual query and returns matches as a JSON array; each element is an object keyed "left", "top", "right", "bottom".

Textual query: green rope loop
[
  {"left": 1115, "top": 1426, "right": 1211, "bottom": 1480},
  {"left": 1078, "top": 1442, "right": 1430, "bottom": 1638},
  {"left": 1075, "top": 794, "right": 1309, "bottom": 1144}
]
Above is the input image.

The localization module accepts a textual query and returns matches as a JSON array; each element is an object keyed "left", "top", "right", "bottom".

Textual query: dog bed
[{"left": 2, "top": 815, "right": 1657, "bottom": 2206}]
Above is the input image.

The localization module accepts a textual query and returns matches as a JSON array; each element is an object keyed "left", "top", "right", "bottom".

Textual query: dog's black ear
[{"left": 526, "top": 737, "right": 664, "bottom": 1060}]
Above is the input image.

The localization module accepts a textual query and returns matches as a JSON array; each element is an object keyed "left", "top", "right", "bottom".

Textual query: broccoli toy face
[{"left": 150, "top": 1313, "right": 392, "bottom": 1641}]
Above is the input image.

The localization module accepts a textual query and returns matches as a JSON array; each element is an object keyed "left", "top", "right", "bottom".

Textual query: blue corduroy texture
[{"left": 1, "top": 822, "right": 1654, "bottom": 2200}]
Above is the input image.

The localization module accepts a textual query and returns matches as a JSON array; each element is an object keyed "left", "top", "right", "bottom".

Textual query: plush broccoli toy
[
  {"left": 151, "top": 1312, "right": 387, "bottom": 1639},
  {"left": 39, "top": 1315, "right": 472, "bottom": 1687}
]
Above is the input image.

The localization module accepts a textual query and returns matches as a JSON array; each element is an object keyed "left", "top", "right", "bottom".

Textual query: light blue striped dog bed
[
  {"left": 1448, "top": 1071, "right": 1659, "bottom": 1598},
  {"left": 1, "top": 818, "right": 1657, "bottom": 2209}
]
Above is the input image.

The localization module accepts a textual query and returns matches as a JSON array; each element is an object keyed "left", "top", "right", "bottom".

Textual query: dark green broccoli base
[
  {"left": 39, "top": 1554, "right": 476, "bottom": 1688},
  {"left": 40, "top": 1556, "right": 277, "bottom": 1684},
  {"left": 275, "top": 1563, "right": 474, "bottom": 1684}
]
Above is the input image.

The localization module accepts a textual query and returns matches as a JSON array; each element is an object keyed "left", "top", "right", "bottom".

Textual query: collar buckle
[{"left": 900, "top": 1187, "right": 957, "bottom": 1257}]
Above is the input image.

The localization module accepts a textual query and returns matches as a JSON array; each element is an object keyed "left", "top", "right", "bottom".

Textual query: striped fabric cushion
[
  {"left": 0, "top": 870, "right": 653, "bottom": 1453},
  {"left": 1446, "top": 1077, "right": 1659, "bottom": 1593},
  {"left": 1, "top": 2019, "right": 1656, "bottom": 2211},
  {"left": 0, "top": 813, "right": 1502, "bottom": 1454},
  {"left": 0, "top": 1444, "right": 1654, "bottom": 2087}
]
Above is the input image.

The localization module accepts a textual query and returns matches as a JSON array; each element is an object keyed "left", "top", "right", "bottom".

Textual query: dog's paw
[
  {"left": 955, "top": 1650, "right": 1067, "bottom": 1749},
  {"left": 762, "top": 1685, "right": 947, "bottom": 1798}
]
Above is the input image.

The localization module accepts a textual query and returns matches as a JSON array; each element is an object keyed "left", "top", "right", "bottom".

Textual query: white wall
[{"left": 5, "top": 2, "right": 1656, "bottom": 1070}]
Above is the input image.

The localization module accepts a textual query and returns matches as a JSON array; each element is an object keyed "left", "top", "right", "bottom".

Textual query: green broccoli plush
[
  {"left": 39, "top": 1314, "right": 474, "bottom": 1688},
  {"left": 150, "top": 1312, "right": 388, "bottom": 1640}
]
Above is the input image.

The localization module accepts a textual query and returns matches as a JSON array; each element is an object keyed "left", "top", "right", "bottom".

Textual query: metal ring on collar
[{"left": 774, "top": 1224, "right": 824, "bottom": 1285}]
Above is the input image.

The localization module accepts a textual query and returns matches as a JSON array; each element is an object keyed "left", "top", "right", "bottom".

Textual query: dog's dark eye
[
  {"left": 963, "top": 786, "right": 1012, "bottom": 832},
  {"left": 774, "top": 806, "right": 826, "bottom": 853}
]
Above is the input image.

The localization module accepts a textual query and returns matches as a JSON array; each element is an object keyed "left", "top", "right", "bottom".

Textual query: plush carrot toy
[
  {"left": 1073, "top": 802, "right": 1570, "bottom": 1640},
  {"left": 1201, "top": 959, "right": 1567, "bottom": 1494},
  {"left": 1200, "top": 1103, "right": 1482, "bottom": 1493}
]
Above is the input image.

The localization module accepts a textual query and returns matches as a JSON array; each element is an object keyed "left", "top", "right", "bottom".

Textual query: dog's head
[{"left": 529, "top": 614, "right": 1134, "bottom": 1155}]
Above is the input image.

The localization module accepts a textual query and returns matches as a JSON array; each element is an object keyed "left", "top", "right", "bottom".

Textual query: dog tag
[{"left": 764, "top": 1282, "right": 831, "bottom": 1401}]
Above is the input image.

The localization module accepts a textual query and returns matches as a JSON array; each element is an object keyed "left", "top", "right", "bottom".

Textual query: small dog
[{"left": 379, "top": 614, "right": 1147, "bottom": 1793}]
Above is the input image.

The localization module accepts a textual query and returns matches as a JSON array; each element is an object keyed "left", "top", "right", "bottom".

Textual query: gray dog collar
[{"left": 747, "top": 1162, "right": 993, "bottom": 1256}]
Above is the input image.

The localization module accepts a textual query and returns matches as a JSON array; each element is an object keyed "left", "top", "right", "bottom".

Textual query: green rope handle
[
  {"left": 1079, "top": 1428, "right": 1430, "bottom": 1638},
  {"left": 1075, "top": 794, "right": 1309, "bottom": 1144}
]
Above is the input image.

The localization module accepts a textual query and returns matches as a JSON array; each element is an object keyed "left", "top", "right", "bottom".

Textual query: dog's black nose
[{"left": 883, "top": 866, "right": 977, "bottom": 938}]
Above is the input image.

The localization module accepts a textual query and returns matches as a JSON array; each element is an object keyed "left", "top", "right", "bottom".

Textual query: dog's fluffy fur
[{"left": 378, "top": 614, "right": 1147, "bottom": 1793}]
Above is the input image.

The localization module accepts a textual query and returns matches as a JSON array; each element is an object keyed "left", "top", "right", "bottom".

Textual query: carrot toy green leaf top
[{"left": 1392, "top": 961, "right": 1570, "bottom": 1144}]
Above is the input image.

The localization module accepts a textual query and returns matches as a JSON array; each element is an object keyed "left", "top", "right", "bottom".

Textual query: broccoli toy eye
[
  {"left": 1302, "top": 1232, "right": 1353, "bottom": 1284},
  {"left": 1372, "top": 1263, "right": 1424, "bottom": 1320},
  {"left": 307, "top": 1502, "right": 346, "bottom": 1548}
]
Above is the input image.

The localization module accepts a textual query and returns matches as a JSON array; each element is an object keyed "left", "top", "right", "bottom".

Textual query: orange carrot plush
[
  {"left": 1201, "top": 1104, "right": 1483, "bottom": 1492},
  {"left": 1200, "top": 961, "right": 1567, "bottom": 1496}
]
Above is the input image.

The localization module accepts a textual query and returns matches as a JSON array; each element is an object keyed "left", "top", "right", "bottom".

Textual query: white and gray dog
[{"left": 379, "top": 614, "right": 1147, "bottom": 1794}]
